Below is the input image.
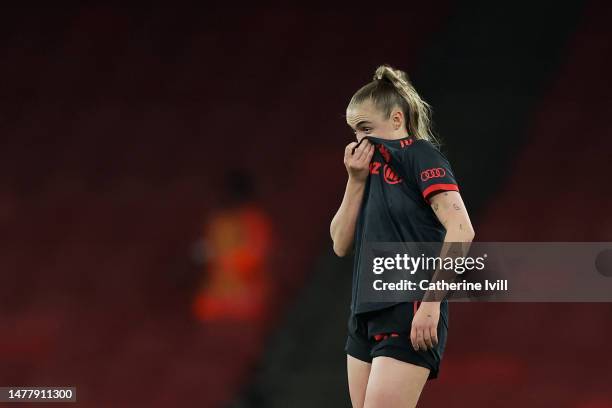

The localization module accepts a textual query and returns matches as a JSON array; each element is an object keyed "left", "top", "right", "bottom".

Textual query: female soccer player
[{"left": 330, "top": 65, "right": 475, "bottom": 408}]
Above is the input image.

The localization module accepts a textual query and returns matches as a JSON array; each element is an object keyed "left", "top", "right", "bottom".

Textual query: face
[{"left": 346, "top": 99, "right": 407, "bottom": 142}]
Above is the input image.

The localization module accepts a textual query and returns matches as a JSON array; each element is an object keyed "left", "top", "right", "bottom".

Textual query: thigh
[
  {"left": 347, "top": 355, "right": 371, "bottom": 408},
  {"left": 364, "top": 356, "right": 429, "bottom": 408}
]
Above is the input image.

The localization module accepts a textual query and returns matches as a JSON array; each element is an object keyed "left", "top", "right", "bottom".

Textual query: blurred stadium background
[{"left": 1, "top": 2, "right": 611, "bottom": 407}]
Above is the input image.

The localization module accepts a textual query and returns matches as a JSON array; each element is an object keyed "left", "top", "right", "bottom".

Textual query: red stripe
[{"left": 422, "top": 183, "right": 459, "bottom": 200}]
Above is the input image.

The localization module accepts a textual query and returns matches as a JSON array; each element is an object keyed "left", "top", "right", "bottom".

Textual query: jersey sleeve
[{"left": 406, "top": 141, "right": 460, "bottom": 203}]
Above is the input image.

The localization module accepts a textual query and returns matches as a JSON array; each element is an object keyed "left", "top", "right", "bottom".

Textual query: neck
[{"left": 385, "top": 130, "right": 410, "bottom": 140}]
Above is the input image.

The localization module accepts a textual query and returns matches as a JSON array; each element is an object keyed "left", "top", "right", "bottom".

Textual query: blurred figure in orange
[{"left": 192, "top": 169, "right": 273, "bottom": 323}]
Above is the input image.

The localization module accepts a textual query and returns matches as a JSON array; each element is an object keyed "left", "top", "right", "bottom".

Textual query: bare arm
[
  {"left": 330, "top": 178, "right": 366, "bottom": 257},
  {"left": 430, "top": 190, "right": 475, "bottom": 243},
  {"left": 411, "top": 190, "right": 475, "bottom": 351},
  {"left": 422, "top": 190, "right": 475, "bottom": 301},
  {"left": 330, "top": 140, "right": 374, "bottom": 257}
]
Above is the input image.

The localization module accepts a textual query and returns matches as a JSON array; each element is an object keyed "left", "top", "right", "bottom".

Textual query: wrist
[
  {"left": 347, "top": 175, "right": 367, "bottom": 186},
  {"left": 420, "top": 300, "right": 441, "bottom": 308}
]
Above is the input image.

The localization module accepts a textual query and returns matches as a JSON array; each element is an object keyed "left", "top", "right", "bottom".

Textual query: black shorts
[{"left": 345, "top": 300, "right": 449, "bottom": 380}]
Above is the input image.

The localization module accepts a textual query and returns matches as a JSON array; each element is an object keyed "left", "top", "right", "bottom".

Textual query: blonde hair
[{"left": 349, "top": 64, "right": 438, "bottom": 145}]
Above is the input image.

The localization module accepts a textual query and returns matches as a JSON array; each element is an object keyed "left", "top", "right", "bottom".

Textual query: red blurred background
[{"left": 1, "top": 2, "right": 611, "bottom": 407}]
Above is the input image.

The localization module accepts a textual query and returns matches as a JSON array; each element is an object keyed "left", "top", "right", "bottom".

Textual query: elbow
[
  {"left": 448, "top": 222, "right": 475, "bottom": 242},
  {"left": 332, "top": 241, "right": 349, "bottom": 257},
  {"left": 465, "top": 226, "right": 475, "bottom": 242},
  {"left": 330, "top": 228, "right": 349, "bottom": 257}
]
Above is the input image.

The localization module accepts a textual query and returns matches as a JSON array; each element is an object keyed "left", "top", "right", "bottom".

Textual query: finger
[
  {"left": 351, "top": 139, "right": 365, "bottom": 155},
  {"left": 345, "top": 144, "right": 358, "bottom": 163},
  {"left": 430, "top": 326, "right": 439, "bottom": 347},
  {"left": 353, "top": 142, "right": 368, "bottom": 161},
  {"left": 417, "top": 329, "right": 427, "bottom": 350},
  {"left": 362, "top": 144, "right": 375, "bottom": 163},
  {"left": 410, "top": 325, "right": 418, "bottom": 351},
  {"left": 358, "top": 139, "right": 371, "bottom": 153},
  {"left": 423, "top": 327, "right": 433, "bottom": 349},
  {"left": 357, "top": 140, "right": 373, "bottom": 161},
  {"left": 356, "top": 138, "right": 370, "bottom": 152},
  {"left": 345, "top": 142, "right": 358, "bottom": 156},
  {"left": 346, "top": 141, "right": 358, "bottom": 150},
  {"left": 357, "top": 145, "right": 374, "bottom": 166}
]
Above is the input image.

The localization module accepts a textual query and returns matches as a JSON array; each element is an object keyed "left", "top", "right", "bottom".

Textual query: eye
[{"left": 363, "top": 127, "right": 372, "bottom": 133}]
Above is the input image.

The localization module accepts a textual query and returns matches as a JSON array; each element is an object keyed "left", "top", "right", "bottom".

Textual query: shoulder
[{"left": 400, "top": 139, "right": 444, "bottom": 162}]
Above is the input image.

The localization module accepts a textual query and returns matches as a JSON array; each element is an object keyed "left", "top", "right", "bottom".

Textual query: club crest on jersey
[
  {"left": 383, "top": 164, "right": 402, "bottom": 184},
  {"left": 370, "top": 161, "right": 403, "bottom": 184},
  {"left": 368, "top": 143, "right": 403, "bottom": 185}
]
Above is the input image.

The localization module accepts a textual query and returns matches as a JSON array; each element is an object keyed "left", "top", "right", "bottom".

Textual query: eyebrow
[{"left": 349, "top": 120, "right": 373, "bottom": 129}]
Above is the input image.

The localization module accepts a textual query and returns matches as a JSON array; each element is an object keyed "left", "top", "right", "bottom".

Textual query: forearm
[
  {"left": 423, "top": 224, "right": 475, "bottom": 302},
  {"left": 330, "top": 178, "right": 366, "bottom": 257}
]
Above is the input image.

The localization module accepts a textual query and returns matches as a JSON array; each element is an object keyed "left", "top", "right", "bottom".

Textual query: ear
[{"left": 391, "top": 109, "right": 404, "bottom": 130}]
